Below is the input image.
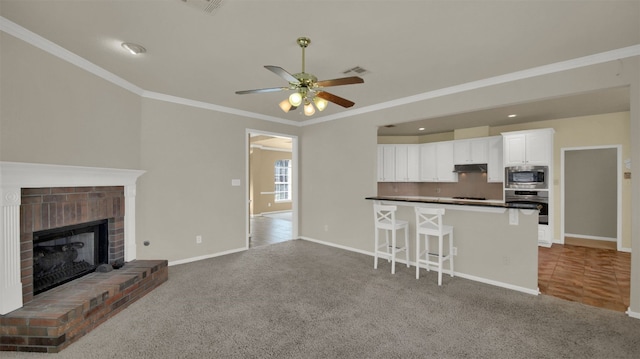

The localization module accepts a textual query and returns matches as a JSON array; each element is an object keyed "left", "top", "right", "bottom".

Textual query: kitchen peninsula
[{"left": 366, "top": 195, "right": 540, "bottom": 294}]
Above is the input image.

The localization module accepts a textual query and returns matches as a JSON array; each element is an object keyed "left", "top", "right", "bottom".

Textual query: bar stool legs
[
  {"left": 415, "top": 207, "right": 454, "bottom": 285},
  {"left": 374, "top": 204, "right": 409, "bottom": 274}
]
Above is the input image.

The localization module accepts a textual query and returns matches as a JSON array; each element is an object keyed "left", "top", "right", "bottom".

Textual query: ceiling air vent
[
  {"left": 180, "top": 0, "right": 224, "bottom": 15},
  {"left": 343, "top": 66, "right": 369, "bottom": 76}
]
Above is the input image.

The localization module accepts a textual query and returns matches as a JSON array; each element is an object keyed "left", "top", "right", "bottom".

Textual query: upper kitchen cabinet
[
  {"left": 420, "top": 141, "right": 457, "bottom": 182},
  {"left": 377, "top": 145, "right": 396, "bottom": 182},
  {"left": 502, "top": 128, "right": 554, "bottom": 166},
  {"left": 487, "top": 136, "right": 503, "bottom": 183},
  {"left": 395, "top": 144, "right": 420, "bottom": 182},
  {"left": 453, "top": 138, "right": 489, "bottom": 165},
  {"left": 377, "top": 144, "right": 419, "bottom": 182}
]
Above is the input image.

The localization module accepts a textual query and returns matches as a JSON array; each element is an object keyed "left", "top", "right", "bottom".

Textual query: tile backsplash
[{"left": 378, "top": 172, "right": 503, "bottom": 200}]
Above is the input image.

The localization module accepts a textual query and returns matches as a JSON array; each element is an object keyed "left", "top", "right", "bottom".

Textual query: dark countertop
[{"left": 366, "top": 196, "right": 541, "bottom": 210}]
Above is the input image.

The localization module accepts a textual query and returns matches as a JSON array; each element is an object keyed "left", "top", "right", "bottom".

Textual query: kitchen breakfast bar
[{"left": 366, "top": 196, "right": 540, "bottom": 294}]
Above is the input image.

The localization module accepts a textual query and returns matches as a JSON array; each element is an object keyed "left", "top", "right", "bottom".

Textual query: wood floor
[
  {"left": 249, "top": 212, "right": 293, "bottom": 248},
  {"left": 538, "top": 241, "right": 631, "bottom": 312}
]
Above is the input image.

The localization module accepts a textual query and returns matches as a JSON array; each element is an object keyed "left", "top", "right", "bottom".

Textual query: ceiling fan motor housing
[{"left": 297, "top": 37, "right": 310, "bottom": 48}]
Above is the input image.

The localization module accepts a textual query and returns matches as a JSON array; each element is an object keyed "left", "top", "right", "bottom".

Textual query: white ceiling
[{"left": 1, "top": 0, "right": 638, "bottom": 133}]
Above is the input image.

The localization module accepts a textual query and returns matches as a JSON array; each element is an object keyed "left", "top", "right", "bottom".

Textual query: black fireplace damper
[{"left": 32, "top": 219, "right": 108, "bottom": 295}]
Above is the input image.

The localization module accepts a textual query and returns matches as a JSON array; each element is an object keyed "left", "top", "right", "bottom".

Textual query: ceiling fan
[{"left": 235, "top": 37, "right": 364, "bottom": 116}]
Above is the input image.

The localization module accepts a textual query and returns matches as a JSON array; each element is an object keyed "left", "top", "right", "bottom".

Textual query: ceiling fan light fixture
[
  {"left": 235, "top": 37, "right": 364, "bottom": 115},
  {"left": 304, "top": 102, "right": 315, "bottom": 116},
  {"left": 289, "top": 92, "right": 303, "bottom": 107},
  {"left": 279, "top": 99, "right": 297, "bottom": 113},
  {"left": 313, "top": 97, "right": 328, "bottom": 111}
]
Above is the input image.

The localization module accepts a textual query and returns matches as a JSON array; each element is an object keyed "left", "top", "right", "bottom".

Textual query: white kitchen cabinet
[
  {"left": 502, "top": 129, "right": 554, "bottom": 166},
  {"left": 419, "top": 143, "right": 437, "bottom": 181},
  {"left": 377, "top": 145, "right": 396, "bottom": 182},
  {"left": 487, "top": 136, "right": 503, "bottom": 183},
  {"left": 377, "top": 144, "right": 419, "bottom": 182},
  {"left": 538, "top": 224, "right": 551, "bottom": 246},
  {"left": 420, "top": 141, "right": 457, "bottom": 182},
  {"left": 377, "top": 146, "right": 385, "bottom": 181},
  {"left": 395, "top": 145, "right": 420, "bottom": 182},
  {"left": 454, "top": 138, "right": 489, "bottom": 165}
]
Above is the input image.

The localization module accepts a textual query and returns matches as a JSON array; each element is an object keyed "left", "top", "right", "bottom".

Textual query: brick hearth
[{"left": 0, "top": 260, "right": 168, "bottom": 353}]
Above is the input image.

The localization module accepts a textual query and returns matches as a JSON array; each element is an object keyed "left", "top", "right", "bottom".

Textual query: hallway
[{"left": 249, "top": 212, "right": 293, "bottom": 248}]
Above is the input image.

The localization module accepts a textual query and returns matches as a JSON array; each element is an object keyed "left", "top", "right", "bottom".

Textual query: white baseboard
[
  {"left": 168, "top": 246, "right": 247, "bottom": 266},
  {"left": 300, "top": 236, "right": 539, "bottom": 296},
  {"left": 300, "top": 236, "right": 373, "bottom": 257},
  {"left": 561, "top": 234, "right": 632, "bottom": 253},
  {"left": 565, "top": 233, "right": 617, "bottom": 242},
  {"left": 453, "top": 272, "right": 540, "bottom": 296},
  {"left": 626, "top": 308, "right": 640, "bottom": 319},
  {"left": 256, "top": 210, "right": 292, "bottom": 216}
]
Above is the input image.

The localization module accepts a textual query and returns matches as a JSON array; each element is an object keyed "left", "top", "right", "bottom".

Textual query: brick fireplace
[
  {"left": 21, "top": 186, "right": 126, "bottom": 302},
  {"left": 0, "top": 162, "right": 169, "bottom": 353},
  {"left": 0, "top": 162, "right": 146, "bottom": 314}
]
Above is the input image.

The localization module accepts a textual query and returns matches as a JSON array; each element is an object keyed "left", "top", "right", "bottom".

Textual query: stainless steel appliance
[
  {"left": 505, "top": 189, "right": 548, "bottom": 225},
  {"left": 505, "top": 165, "right": 548, "bottom": 189}
]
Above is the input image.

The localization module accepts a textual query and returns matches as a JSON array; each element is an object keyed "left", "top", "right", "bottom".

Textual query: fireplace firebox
[{"left": 32, "top": 220, "right": 108, "bottom": 295}]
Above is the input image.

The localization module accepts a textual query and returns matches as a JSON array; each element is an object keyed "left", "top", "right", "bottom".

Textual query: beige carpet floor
[{"left": 4, "top": 239, "right": 640, "bottom": 358}]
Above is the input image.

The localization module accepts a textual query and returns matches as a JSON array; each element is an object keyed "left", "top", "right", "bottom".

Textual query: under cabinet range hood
[{"left": 453, "top": 164, "right": 487, "bottom": 173}]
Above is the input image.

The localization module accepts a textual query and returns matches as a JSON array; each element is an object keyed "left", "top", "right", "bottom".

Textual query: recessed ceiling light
[
  {"left": 121, "top": 42, "right": 146, "bottom": 55},
  {"left": 418, "top": 127, "right": 425, "bottom": 131},
  {"left": 508, "top": 114, "right": 517, "bottom": 118}
]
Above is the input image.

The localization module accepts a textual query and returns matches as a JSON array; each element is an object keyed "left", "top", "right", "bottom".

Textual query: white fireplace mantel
[{"left": 0, "top": 161, "right": 145, "bottom": 314}]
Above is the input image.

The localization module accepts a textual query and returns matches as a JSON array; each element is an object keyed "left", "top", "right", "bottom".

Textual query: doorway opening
[
  {"left": 561, "top": 145, "right": 622, "bottom": 249},
  {"left": 537, "top": 144, "right": 630, "bottom": 312},
  {"left": 246, "top": 130, "right": 298, "bottom": 248}
]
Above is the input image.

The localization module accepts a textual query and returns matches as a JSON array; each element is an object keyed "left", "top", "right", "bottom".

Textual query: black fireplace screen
[{"left": 32, "top": 219, "right": 108, "bottom": 295}]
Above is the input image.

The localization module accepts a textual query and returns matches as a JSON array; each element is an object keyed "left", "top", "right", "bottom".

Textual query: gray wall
[
  {"left": 565, "top": 148, "right": 617, "bottom": 238},
  {"left": 2, "top": 30, "right": 640, "bottom": 314},
  {"left": 0, "top": 33, "right": 141, "bottom": 169},
  {"left": 136, "top": 99, "right": 299, "bottom": 261}
]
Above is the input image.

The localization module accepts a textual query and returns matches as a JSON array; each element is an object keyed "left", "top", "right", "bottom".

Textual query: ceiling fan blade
[
  {"left": 316, "top": 91, "right": 355, "bottom": 108},
  {"left": 265, "top": 65, "right": 300, "bottom": 84},
  {"left": 235, "top": 87, "right": 289, "bottom": 95},
  {"left": 315, "top": 76, "right": 364, "bottom": 88}
]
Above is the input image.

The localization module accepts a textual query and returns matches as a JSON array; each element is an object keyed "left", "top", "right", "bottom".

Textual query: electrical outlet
[
  {"left": 196, "top": 235, "right": 202, "bottom": 244},
  {"left": 452, "top": 247, "right": 457, "bottom": 256}
]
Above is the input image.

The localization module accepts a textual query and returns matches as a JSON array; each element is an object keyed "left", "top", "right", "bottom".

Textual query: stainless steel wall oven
[{"left": 505, "top": 189, "right": 549, "bottom": 225}]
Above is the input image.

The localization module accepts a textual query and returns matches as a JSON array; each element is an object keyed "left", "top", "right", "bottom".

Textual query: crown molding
[
  {"left": 302, "top": 44, "right": 640, "bottom": 127},
  {"left": 0, "top": 16, "right": 145, "bottom": 97},
  {"left": 0, "top": 16, "right": 302, "bottom": 128},
  {"left": 2, "top": 16, "right": 638, "bottom": 128},
  {"left": 141, "top": 91, "right": 302, "bottom": 127}
]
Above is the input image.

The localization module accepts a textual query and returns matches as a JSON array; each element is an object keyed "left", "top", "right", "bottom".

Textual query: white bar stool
[
  {"left": 373, "top": 203, "right": 409, "bottom": 274},
  {"left": 415, "top": 207, "right": 454, "bottom": 285}
]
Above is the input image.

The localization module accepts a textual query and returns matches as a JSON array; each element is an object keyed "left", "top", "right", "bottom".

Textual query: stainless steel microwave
[{"left": 505, "top": 165, "right": 548, "bottom": 189}]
